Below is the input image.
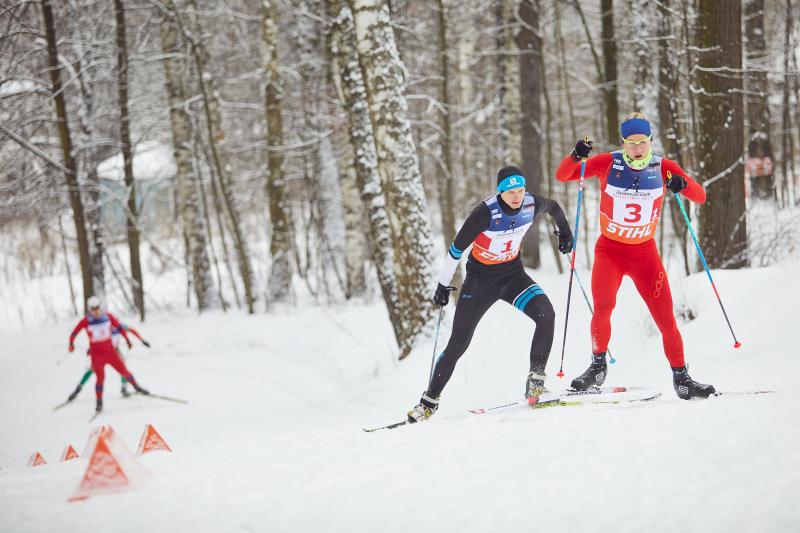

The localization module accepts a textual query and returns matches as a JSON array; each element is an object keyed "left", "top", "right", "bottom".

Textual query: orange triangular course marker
[
  {"left": 27, "top": 452, "right": 47, "bottom": 467},
  {"left": 82, "top": 425, "right": 116, "bottom": 457},
  {"left": 61, "top": 444, "right": 80, "bottom": 461},
  {"left": 68, "top": 435, "right": 129, "bottom": 502},
  {"left": 136, "top": 424, "right": 172, "bottom": 456}
]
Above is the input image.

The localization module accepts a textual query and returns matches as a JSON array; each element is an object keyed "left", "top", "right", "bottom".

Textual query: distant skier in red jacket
[
  {"left": 556, "top": 112, "right": 715, "bottom": 399},
  {"left": 68, "top": 295, "right": 149, "bottom": 412}
]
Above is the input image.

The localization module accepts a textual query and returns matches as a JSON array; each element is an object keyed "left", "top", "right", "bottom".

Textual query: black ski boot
[
  {"left": 570, "top": 353, "right": 607, "bottom": 390},
  {"left": 407, "top": 391, "right": 439, "bottom": 423},
  {"left": 672, "top": 366, "right": 716, "bottom": 399},
  {"left": 95, "top": 398, "right": 103, "bottom": 412},
  {"left": 68, "top": 385, "right": 82, "bottom": 402},
  {"left": 130, "top": 379, "right": 149, "bottom": 395},
  {"left": 121, "top": 385, "right": 130, "bottom": 398},
  {"left": 525, "top": 371, "right": 548, "bottom": 399}
]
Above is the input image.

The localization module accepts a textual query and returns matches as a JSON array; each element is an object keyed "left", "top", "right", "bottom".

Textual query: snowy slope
[{"left": 1, "top": 262, "right": 799, "bottom": 533}]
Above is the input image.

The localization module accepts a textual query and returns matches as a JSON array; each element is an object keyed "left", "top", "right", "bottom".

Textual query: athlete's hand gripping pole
[
  {"left": 667, "top": 170, "right": 741, "bottom": 349},
  {"left": 557, "top": 138, "right": 589, "bottom": 378}
]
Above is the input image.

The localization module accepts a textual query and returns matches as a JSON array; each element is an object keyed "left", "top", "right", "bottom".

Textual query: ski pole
[
  {"left": 668, "top": 170, "right": 741, "bottom": 348},
  {"left": 429, "top": 287, "right": 456, "bottom": 385},
  {"left": 56, "top": 352, "right": 71, "bottom": 365},
  {"left": 557, "top": 142, "right": 588, "bottom": 378},
  {"left": 429, "top": 307, "right": 445, "bottom": 385}
]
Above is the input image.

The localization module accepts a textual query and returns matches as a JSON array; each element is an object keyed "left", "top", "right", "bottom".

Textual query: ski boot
[
  {"left": 570, "top": 352, "right": 607, "bottom": 390},
  {"left": 129, "top": 379, "right": 149, "bottom": 396},
  {"left": 95, "top": 398, "right": 103, "bottom": 413},
  {"left": 67, "top": 385, "right": 82, "bottom": 402},
  {"left": 525, "top": 371, "right": 548, "bottom": 400},
  {"left": 121, "top": 385, "right": 130, "bottom": 398},
  {"left": 672, "top": 366, "right": 716, "bottom": 399},
  {"left": 407, "top": 391, "right": 439, "bottom": 423}
]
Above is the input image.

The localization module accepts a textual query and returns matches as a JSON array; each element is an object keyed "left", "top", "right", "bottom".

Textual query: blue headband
[
  {"left": 497, "top": 174, "right": 526, "bottom": 192},
  {"left": 620, "top": 118, "right": 652, "bottom": 139}
]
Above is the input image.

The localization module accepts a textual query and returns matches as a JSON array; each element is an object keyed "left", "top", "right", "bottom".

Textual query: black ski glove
[
  {"left": 555, "top": 230, "right": 574, "bottom": 254},
  {"left": 433, "top": 284, "right": 457, "bottom": 307},
  {"left": 571, "top": 138, "right": 593, "bottom": 161},
  {"left": 666, "top": 174, "right": 688, "bottom": 193}
]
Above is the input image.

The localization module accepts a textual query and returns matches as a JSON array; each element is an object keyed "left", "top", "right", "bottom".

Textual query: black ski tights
[{"left": 428, "top": 267, "right": 555, "bottom": 397}]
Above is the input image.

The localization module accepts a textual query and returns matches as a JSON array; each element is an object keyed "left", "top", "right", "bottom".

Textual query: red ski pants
[
  {"left": 90, "top": 347, "right": 135, "bottom": 399},
  {"left": 590, "top": 235, "right": 685, "bottom": 367}
]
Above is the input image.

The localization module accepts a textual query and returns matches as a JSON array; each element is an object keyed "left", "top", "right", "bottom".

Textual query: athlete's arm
[
  {"left": 532, "top": 195, "right": 572, "bottom": 238},
  {"left": 108, "top": 313, "right": 132, "bottom": 347},
  {"left": 661, "top": 159, "right": 706, "bottom": 204},
  {"left": 438, "top": 202, "right": 491, "bottom": 286},
  {"left": 69, "top": 317, "right": 87, "bottom": 346},
  {"left": 555, "top": 152, "right": 613, "bottom": 183}
]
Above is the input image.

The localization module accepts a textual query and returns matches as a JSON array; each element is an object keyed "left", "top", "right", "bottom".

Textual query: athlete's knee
[{"left": 526, "top": 297, "right": 555, "bottom": 328}]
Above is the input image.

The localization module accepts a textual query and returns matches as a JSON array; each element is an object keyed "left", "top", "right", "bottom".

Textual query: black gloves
[
  {"left": 433, "top": 284, "right": 457, "bottom": 307},
  {"left": 556, "top": 230, "right": 574, "bottom": 254},
  {"left": 571, "top": 138, "right": 593, "bottom": 160},
  {"left": 666, "top": 174, "right": 688, "bottom": 193}
]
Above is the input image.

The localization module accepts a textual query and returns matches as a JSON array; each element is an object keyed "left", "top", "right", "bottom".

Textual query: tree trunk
[
  {"left": 114, "top": 0, "right": 144, "bottom": 320},
  {"left": 261, "top": 0, "right": 292, "bottom": 304},
  {"left": 601, "top": 0, "right": 620, "bottom": 146},
  {"left": 696, "top": 0, "right": 748, "bottom": 268},
  {"left": 41, "top": 0, "right": 94, "bottom": 309},
  {"left": 340, "top": 150, "right": 367, "bottom": 298},
  {"left": 68, "top": 7, "right": 106, "bottom": 300},
  {"left": 347, "top": 0, "right": 436, "bottom": 358},
  {"left": 780, "top": 0, "right": 795, "bottom": 207},
  {"left": 316, "top": 135, "right": 347, "bottom": 295},
  {"left": 329, "top": 0, "right": 405, "bottom": 346},
  {"left": 178, "top": 0, "right": 256, "bottom": 313},
  {"left": 655, "top": 0, "right": 691, "bottom": 276},
  {"left": 517, "top": 0, "right": 542, "bottom": 269},
  {"left": 159, "top": 1, "right": 215, "bottom": 311},
  {"left": 744, "top": 0, "right": 775, "bottom": 199},
  {"left": 436, "top": 0, "right": 456, "bottom": 248}
]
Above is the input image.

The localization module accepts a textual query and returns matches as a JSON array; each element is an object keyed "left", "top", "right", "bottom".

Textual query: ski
[
  {"left": 468, "top": 386, "right": 646, "bottom": 414},
  {"left": 53, "top": 398, "right": 75, "bottom": 411},
  {"left": 88, "top": 411, "right": 102, "bottom": 423},
  {"left": 363, "top": 419, "right": 412, "bottom": 433},
  {"left": 713, "top": 390, "right": 773, "bottom": 397},
  {"left": 139, "top": 392, "right": 188, "bottom": 404}
]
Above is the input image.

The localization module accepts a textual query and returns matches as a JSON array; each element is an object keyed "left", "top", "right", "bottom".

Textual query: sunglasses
[{"left": 622, "top": 135, "right": 652, "bottom": 148}]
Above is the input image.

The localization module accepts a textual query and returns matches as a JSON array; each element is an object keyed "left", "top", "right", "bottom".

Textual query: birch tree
[
  {"left": 183, "top": 0, "right": 256, "bottom": 313},
  {"left": 329, "top": 0, "right": 405, "bottom": 347},
  {"left": 114, "top": 0, "right": 145, "bottom": 319},
  {"left": 261, "top": 0, "right": 291, "bottom": 303},
  {"left": 346, "top": 0, "right": 436, "bottom": 357},
  {"left": 159, "top": 1, "right": 215, "bottom": 310}
]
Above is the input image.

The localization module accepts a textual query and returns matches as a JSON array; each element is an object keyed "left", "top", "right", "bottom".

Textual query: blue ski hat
[
  {"left": 619, "top": 118, "right": 653, "bottom": 139},
  {"left": 497, "top": 165, "right": 526, "bottom": 192},
  {"left": 620, "top": 117, "right": 652, "bottom": 139}
]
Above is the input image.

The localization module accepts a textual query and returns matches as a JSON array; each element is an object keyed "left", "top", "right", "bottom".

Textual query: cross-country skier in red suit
[
  {"left": 68, "top": 295, "right": 149, "bottom": 412},
  {"left": 556, "top": 112, "right": 715, "bottom": 399}
]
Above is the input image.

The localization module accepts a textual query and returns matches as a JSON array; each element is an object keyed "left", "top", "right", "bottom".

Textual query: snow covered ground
[{"left": 1, "top": 258, "right": 799, "bottom": 532}]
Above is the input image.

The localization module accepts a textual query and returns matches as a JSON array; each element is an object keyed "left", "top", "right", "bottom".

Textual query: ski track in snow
[{"left": 1, "top": 267, "right": 799, "bottom": 532}]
